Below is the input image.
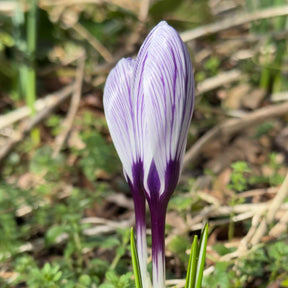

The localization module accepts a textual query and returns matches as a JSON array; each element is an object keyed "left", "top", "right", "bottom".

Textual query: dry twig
[
  {"left": 40, "top": 0, "right": 139, "bottom": 14},
  {"left": 0, "top": 85, "right": 73, "bottom": 131},
  {"left": 0, "top": 84, "right": 74, "bottom": 164},
  {"left": 0, "top": 1, "right": 16, "bottom": 13},
  {"left": 72, "top": 23, "right": 113, "bottom": 62},
  {"left": 196, "top": 69, "right": 242, "bottom": 95},
  {"left": 271, "top": 91, "right": 288, "bottom": 102},
  {"left": 53, "top": 52, "right": 86, "bottom": 156},
  {"left": 248, "top": 173, "right": 288, "bottom": 246},
  {"left": 180, "top": 5, "right": 288, "bottom": 42},
  {"left": 217, "top": 173, "right": 288, "bottom": 263},
  {"left": 138, "top": 0, "right": 151, "bottom": 22},
  {"left": 184, "top": 101, "right": 288, "bottom": 168}
]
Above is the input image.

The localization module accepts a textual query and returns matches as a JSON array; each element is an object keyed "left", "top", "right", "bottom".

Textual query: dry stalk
[
  {"left": 0, "top": 85, "right": 74, "bottom": 164},
  {"left": 72, "top": 24, "right": 113, "bottom": 63},
  {"left": 196, "top": 70, "right": 242, "bottom": 95},
  {"left": 249, "top": 173, "right": 288, "bottom": 246},
  {"left": 0, "top": 85, "right": 73, "bottom": 131},
  {"left": 53, "top": 51, "right": 86, "bottom": 157},
  {"left": 183, "top": 101, "right": 288, "bottom": 169},
  {"left": 180, "top": 5, "right": 288, "bottom": 42}
]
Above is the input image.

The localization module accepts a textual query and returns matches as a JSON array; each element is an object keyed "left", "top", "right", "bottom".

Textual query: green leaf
[
  {"left": 79, "top": 274, "right": 92, "bottom": 286},
  {"left": 168, "top": 235, "right": 190, "bottom": 264},
  {"left": 53, "top": 271, "right": 62, "bottom": 282},
  {"left": 130, "top": 228, "right": 143, "bottom": 288},
  {"left": 185, "top": 235, "right": 198, "bottom": 288},
  {"left": 45, "top": 225, "right": 67, "bottom": 246},
  {"left": 213, "top": 243, "right": 236, "bottom": 256},
  {"left": 195, "top": 224, "right": 209, "bottom": 288},
  {"left": 79, "top": 132, "right": 120, "bottom": 181}
]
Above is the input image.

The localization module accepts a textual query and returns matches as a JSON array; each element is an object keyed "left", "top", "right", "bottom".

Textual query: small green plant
[
  {"left": 203, "top": 262, "right": 241, "bottom": 288},
  {"left": 204, "top": 56, "right": 220, "bottom": 77},
  {"left": 99, "top": 270, "right": 134, "bottom": 288},
  {"left": 249, "top": 152, "right": 285, "bottom": 187},
  {"left": 254, "top": 121, "right": 275, "bottom": 138},
  {"left": 168, "top": 235, "right": 191, "bottom": 265},
  {"left": 227, "top": 161, "right": 251, "bottom": 240},
  {"left": 78, "top": 131, "right": 120, "bottom": 182},
  {"left": 237, "top": 240, "right": 288, "bottom": 286},
  {"left": 45, "top": 115, "right": 62, "bottom": 136},
  {"left": 228, "top": 161, "right": 251, "bottom": 193},
  {"left": 268, "top": 152, "right": 285, "bottom": 186},
  {"left": 27, "top": 263, "right": 63, "bottom": 288},
  {"left": 29, "top": 145, "right": 66, "bottom": 181},
  {"left": 246, "top": 0, "right": 288, "bottom": 93},
  {"left": 0, "top": 183, "right": 30, "bottom": 260}
]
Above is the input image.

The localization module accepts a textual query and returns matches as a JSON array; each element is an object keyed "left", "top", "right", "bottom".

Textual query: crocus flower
[{"left": 103, "top": 21, "right": 194, "bottom": 288}]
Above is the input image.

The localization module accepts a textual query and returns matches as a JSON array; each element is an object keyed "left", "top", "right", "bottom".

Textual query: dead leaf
[
  {"left": 223, "top": 84, "right": 250, "bottom": 110},
  {"left": 242, "top": 88, "right": 266, "bottom": 110}
]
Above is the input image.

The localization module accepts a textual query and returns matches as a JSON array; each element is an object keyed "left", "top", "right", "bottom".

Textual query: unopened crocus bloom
[{"left": 103, "top": 21, "right": 194, "bottom": 288}]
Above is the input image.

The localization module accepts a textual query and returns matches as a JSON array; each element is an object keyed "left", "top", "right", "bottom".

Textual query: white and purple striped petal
[
  {"left": 103, "top": 58, "right": 139, "bottom": 183},
  {"left": 103, "top": 58, "right": 150, "bottom": 288},
  {"left": 134, "top": 21, "right": 194, "bottom": 200},
  {"left": 132, "top": 22, "right": 194, "bottom": 288}
]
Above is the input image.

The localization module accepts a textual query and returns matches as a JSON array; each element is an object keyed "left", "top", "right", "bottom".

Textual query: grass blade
[
  {"left": 195, "top": 224, "right": 208, "bottom": 288},
  {"left": 185, "top": 235, "right": 198, "bottom": 288},
  {"left": 26, "top": 0, "right": 39, "bottom": 143},
  {"left": 130, "top": 228, "right": 143, "bottom": 288}
]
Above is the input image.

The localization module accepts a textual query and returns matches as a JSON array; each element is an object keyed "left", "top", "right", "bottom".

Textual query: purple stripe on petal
[
  {"left": 127, "top": 160, "right": 150, "bottom": 288},
  {"left": 103, "top": 58, "right": 139, "bottom": 182},
  {"left": 127, "top": 160, "right": 145, "bottom": 207},
  {"left": 135, "top": 21, "right": 194, "bottom": 197},
  {"left": 149, "top": 197, "right": 167, "bottom": 288},
  {"left": 163, "top": 159, "right": 181, "bottom": 201},
  {"left": 146, "top": 160, "right": 161, "bottom": 201}
]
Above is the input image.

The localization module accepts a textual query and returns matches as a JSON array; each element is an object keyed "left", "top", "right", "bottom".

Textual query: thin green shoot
[
  {"left": 185, "top": 235, "right": 198, "bottom": 288},
  {"left": 26, "top": 0, "right": 39, "bottom": 143},
  {"left": 195, "top": 223, "right": 208, "bottom": 288},
  {"left": 130, "top": 228, "right": 143, "bottom": 288},
  {"left": 185, "top": 224, "right": 208, "bottom": 288}
]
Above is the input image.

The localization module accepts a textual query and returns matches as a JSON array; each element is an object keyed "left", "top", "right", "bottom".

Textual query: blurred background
[{"left": 0, "top": 0, "right": 288, "bottom": 287}]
